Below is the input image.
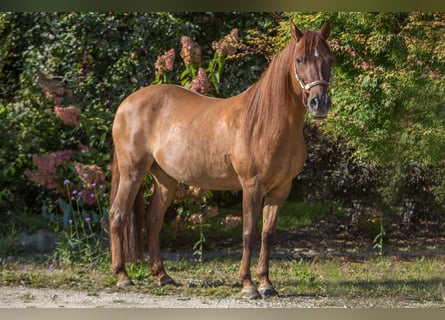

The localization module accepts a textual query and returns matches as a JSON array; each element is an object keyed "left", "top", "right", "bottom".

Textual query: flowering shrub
[
  {"left": 23, "top": 71, "right": 110, "bottom": 250},
  {"left": 24, "top": 150, "right": 75, "bottom": 194},
  {"left": 53, "top": 179, "right": 109, "bottom": 266}
]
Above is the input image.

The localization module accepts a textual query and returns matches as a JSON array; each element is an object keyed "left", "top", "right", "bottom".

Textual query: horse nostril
[{"left": 309, "top": 96, "right": 319, "bottom": 110}]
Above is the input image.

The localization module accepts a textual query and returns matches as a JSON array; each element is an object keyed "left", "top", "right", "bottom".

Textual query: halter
[
  {"left": 293, "top": 62, "right": 330, "bottom": 93},
  {"left": 293, "top": 62, "right": 331, "bottom": 106}
]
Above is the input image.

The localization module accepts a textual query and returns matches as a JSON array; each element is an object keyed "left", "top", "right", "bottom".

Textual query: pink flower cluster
[
  {"left": 74, "top": 162, "right": 106, "bottom": 190},
  {"left": 25, "top": 150, "right": 75, "bottom": 193},
  {"left": 155, "top": 48, "right": 175, "bottom": 76},
  {"left": 38, "top": 73, "right": 76, "bottom": 106},
  {"left": 222, "top": 215, "right": 242, "bottom": 229},
  {"left": 180, "top": 36, "right": 202, "bottom": 66},
  {"left": 54, "top": 105, "right": 81, "bottom": 126},
  {"left": 190, "top": 68, "right": 212, "bottom": 95},
  {"left": 212, "top": 28, "right": 241, "bottom": 58},
  {"left": 73, "top": 162, "right": 106, "bottom": 206},
  {"left": 188, "top": 206, "right": 219, "bottom": 225},
  {"left": 38, "top": 73, "right": 82, "bottom": 126}
]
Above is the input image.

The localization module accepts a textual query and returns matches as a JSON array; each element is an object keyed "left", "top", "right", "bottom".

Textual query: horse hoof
[
  {"left": 117, "top": 279, "right": 134, "bottom": 289},
  {"left": 259, "top": 286, "right": 278, "bottom": 298},
  {"left": 158, "top": 274, "right": 176, "bottom": 286},
  {"left": 242, "top": 288, "right": 261, "bottom": 300}
]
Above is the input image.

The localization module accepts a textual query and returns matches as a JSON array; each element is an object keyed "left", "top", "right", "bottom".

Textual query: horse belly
[
  {"left": 152, "top": 127, "right": 241, "bottom": 190},
  {"left": 155, "top": 150, "right": 241, "bottom": 190}
]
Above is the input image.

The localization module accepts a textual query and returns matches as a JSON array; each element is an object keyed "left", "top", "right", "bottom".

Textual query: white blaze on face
[{"left": 314, "top": 48, "right": 319, "bottom": 58}]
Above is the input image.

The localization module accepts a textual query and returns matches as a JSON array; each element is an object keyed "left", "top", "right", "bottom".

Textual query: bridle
[{"left": 293, "top": 61, "right": 332, "bottom": 105}]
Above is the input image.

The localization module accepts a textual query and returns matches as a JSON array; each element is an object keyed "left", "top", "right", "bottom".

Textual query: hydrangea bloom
[
  {"left": 180, "top": 36, "right": 202, "bottom": 66},
  {"left": 25, "top": 150, "right": 75, "bottom": 193},
  {"left": 212, "top": 28, "right": 241, "bottom": 58},
  {"left": 155, "top": 48, "right": 175, "bottom": 76},
  {"left": 54, "top": 105, "right": 81, "bottom": 126},
  {"left": 190, "top": 68, "right": 211, "bottom": 95}
]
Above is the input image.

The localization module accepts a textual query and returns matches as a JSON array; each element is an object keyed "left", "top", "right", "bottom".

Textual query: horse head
[{"left": 290, "top": 20, "right": 334, "bottom": 119}]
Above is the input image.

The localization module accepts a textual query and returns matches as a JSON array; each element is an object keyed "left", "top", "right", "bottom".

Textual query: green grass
[{"left": 1, "top": 256, "right": 444, "bottom": 303}]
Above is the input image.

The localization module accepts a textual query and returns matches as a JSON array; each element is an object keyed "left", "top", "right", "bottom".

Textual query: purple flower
[
  {"left": 48, "top": 264, "right": 55, "bottom": 272},
  {"left": 85, "top": 217, "right": 91, "bottom": 223},
  {"left": 69, "top": 219, "right": 73, "bottom": 225},
  {"left": 99, "top": 184, "right": 104, "bottom": 190},
  {"left": 64, "top": 179, "right": 71, "bottom": 185},
  {"left": 91, "top": 183, "right": 97, "bottom": 188},
  {"left": 72, "top": 190, "right": 78, "bottom": 195},
  {"left": 103, "top": 193, "right": 108, "bottom": 199}
]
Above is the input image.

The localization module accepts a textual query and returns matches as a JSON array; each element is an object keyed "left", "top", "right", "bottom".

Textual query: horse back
[{"left": 113, "top": 84, "right": 244, "bottom": 190}]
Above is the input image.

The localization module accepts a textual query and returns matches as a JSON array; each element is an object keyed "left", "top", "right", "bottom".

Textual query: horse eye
[{"left": 296, "top": 57, "right": 303, "bottom": 65}]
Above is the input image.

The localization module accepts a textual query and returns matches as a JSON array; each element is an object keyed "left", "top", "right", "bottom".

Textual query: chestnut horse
[{"left": 109, "top": 21, "right": 333, "bottom": 299}]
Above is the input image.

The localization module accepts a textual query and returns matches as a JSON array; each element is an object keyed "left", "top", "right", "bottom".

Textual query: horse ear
[
  {"left": 320, "top": 20, "right": 330, "bottom": 39},
  {"left": 290, "top": 21, "right": 303, "bottom": 41}
]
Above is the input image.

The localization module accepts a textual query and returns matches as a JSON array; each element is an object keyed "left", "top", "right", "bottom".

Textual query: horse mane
[{"left": 241, "top": 30, "right": 331, "bottom": 174}]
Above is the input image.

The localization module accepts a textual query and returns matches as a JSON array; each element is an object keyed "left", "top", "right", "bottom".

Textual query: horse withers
[{"left": 109, "top": 21, "right": 334, "bottom": 299}]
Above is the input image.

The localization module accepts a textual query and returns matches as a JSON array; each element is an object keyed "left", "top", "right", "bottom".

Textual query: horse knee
[{"left": 243, "top": 230, "right": 257, "bottom": 249}]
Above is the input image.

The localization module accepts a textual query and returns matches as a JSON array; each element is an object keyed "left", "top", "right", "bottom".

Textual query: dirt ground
[{"left": 1, "top": 285, "right": 443, "bottom": 308}]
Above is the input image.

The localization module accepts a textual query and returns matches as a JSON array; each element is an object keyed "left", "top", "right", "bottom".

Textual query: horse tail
[{"left": 109, "top": 149, "right": 146, "bottom": 263}]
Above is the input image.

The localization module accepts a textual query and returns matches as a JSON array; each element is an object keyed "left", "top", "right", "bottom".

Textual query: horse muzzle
[{"left": 307, "top": 93, "right": 331, "bottom": 119}]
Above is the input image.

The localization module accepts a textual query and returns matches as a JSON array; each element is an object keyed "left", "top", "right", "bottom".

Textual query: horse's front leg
[
  {"left": 239, "top": 180, "right": 264, "bottom": 299},
  {"left": 256, "top": 182, "right": 292, "bottom": 298}
]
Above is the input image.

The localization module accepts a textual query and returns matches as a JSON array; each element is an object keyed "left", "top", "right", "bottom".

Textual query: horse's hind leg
[
  {"left": 146, "top": 164, "right": 177, "bottom": 286},
  {"left": 110, "top": 161, "right": 149, "bottom": 288}
]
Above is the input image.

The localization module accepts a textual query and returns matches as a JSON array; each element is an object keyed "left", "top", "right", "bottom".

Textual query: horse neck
[
  {"left": 242, "top": 43, "right": 305, "bottom": 144},
  {"left": 239, "top": 43, "right": 306, "bottom": 174}
]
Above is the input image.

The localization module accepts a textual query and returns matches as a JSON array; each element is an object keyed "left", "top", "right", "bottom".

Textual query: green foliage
[
  {"left": 0, "top": 223, "right": 23, "bottom": 258},
  {"left": 1, "top": 12, "right": 444, "bottom": 254},
  {"left": 0, "top": 12, "right": 274, "bottom": 219},
  {"left": 281, "top": 12, "right": 445, "bottom": 165},
  {"left": 280, "top": 12, "right": 445, "bottom": 214}
]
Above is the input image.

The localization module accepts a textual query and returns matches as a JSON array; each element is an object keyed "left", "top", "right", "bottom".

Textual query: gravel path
[{"left": 1, "top": 286, "right": 443, "bottom": 308}]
